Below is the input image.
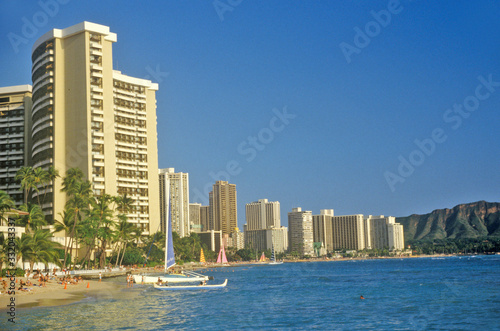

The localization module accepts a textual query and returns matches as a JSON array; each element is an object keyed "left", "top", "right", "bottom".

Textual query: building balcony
[
  {"left": 1, "top": 132, "right": 24, "bottom": 140},
  {"left": 92, "top": 130, "right": 104, "bottom": 138},
  {"left": 6, "top": 137, "right": 24, "bottom": 144},
  {"left": 116, "top": 141, "right": 137, "bottom": 149},
  {"left": 32, "top": 55, "right": 53, "bottom": 75},
  {"left": 91, "top": 116, "right": 104, "bottom": 123},
  {"left": 32, "top": 93, "right": 53, "bottom": 110},
  {"left": 33, "top": 158, "right": 53, "bottom": 169},
  {"left": 32, "top": 114, "right": 53, "bottom": 130},
  {"left": 0, "top": 114, "right": 25, "bottom": 124},
  {"left": 32, "top": 136, "right": 52, "bottom": 151},
  {"left": 32, "top": 49, "right": 54, "bottom": 68},
  {"left": 32, "top": 120, "right": 53, "bottom": 137},
  {"left": 92, "top": 176, "right": 105, "bottom": 182},
  {"left": 33, "top": 72, "right": 54, "bottom": 90},
  {"left": 90, "top": 49, "right": 103, "bottom": 56},
  {"left": 90, "top": 63, "right": 103, "bottom": 71},
  {"left": 91, "top": 108, "right": 104, "bottom": 116},
  {"left": 32, "top": 100, "right": 52, "bottom": 118},
  {"left": 89, "top": 41, "right": 102, "bottom": 49},
  {"left": 91, "top": 85, "right": 104, "bottom": 93},
  {"left": 93, "top": 183, "right": 105, "bottom": 190},
  {"left": 91, "top": 93, "right": 104, "bottom": 100},
  {"left": 91, "top": 72, "right": 103, "bottom": 79}
]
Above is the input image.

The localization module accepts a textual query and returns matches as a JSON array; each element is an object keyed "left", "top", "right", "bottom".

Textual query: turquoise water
[{"left": 5, "top": 255, "right": 500, "bottom": 330}]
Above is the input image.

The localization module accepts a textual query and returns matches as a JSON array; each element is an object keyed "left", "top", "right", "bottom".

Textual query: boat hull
[
  {"left": 153, "top": 279, "right": 228, "bottom": 290},
  {"left": 133, "top": 274, "right": 208, "bottom": 284}
]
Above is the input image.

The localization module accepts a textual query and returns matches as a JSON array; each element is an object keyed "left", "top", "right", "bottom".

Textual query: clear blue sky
[{"left": 1, "top": 0, "right": 499, "bottom": 228}]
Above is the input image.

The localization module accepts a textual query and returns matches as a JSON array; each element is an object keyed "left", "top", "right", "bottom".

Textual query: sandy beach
[{"left": 0, "top": 277, "right": 125, "bottom": 310}]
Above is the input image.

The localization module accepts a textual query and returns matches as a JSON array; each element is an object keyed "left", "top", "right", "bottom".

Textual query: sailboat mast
[
  {"left": 164, "top": 219, "right": 168, "bottom": 273},
  {"left": 164, "top": 177, "right": 170, "bottom": 274}
]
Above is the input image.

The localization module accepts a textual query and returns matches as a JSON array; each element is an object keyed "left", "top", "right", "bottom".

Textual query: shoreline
[{"left": 0, "top": 278, "right": 125, "bottom": 311}]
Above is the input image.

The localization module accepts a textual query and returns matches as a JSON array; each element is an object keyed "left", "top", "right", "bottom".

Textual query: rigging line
[{"left": 144, "top": 222, "right": 162, "bottom": 265}]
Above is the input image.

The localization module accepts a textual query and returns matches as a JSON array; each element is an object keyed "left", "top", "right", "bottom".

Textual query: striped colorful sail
[
  {"left": 221, "top": 245, "right": 228, "bottom": 264},
  {"left": 217, "top": 245, "right": 228, "bottom": 264},
  {"left": 259, "top": 252, "right": 266, "bottom": 262},
  {"left": 200, "top": 248, "right": 206, "bottom": 263}
]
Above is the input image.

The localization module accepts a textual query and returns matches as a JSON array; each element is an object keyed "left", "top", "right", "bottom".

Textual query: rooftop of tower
[{"left": 32, "top": 21, "right": 117, "bottom": 54}]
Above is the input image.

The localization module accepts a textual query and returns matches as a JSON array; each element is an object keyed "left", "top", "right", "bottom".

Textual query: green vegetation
[
  {"left": 0, "top": 166, "right": 147, "bottom": 271},
  {"left": 408, "top": 237, "right": 500, "bottom": 255}
]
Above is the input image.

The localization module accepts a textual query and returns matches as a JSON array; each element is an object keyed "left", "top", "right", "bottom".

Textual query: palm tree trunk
[
  {"left": 99, "top": 240, "right": 107, "bottom": 269},
  {"left": 65, "top": 210, "right": 79, "bottom": 267},
  {"left": 119, "top": 241, "right": 128, "bottom": 266},
  {"left": 115, "top": 243, "right": 123, "bottom": 267},
  {"left": 63, "top": 236, "right": 73, "bottom": 267}
]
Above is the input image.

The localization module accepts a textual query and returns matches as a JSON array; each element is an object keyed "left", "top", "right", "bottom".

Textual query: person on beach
[{"left": 99, "top": 272, "right": 102, "bottom": 282}]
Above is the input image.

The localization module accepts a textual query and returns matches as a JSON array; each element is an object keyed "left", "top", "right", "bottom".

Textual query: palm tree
[
  {"left": 16, "top": 230, "right": 62, "bottom": 272},
  {"left": 32, "top": 167, "right": 49, "bottom": 205},
  {"left": 31, "top": 229, "right": 62, "bottom": 270},
  {"left": 15, "top": 167, "right": 35, "bottom": 204},
  {"left": 112, "top": 194, "right": 136, "bottom": 267},
  {"left": 0, "top": 190, "right": 15, "bottom": 226},
  {"left": 61, "top": 168, "right": 93, "bottom": 267},
  {"left": 54, "top": 210, "right": 74, "bottom": 266},
  {"left": 91, "top": 194, "right": 115, "bottom": 268},
  {"left": 114, "top": 216, "right": 139, "bottom": 267},
  {"left": 114, "top": 194, "right": 134, "bottom": 214},
  {"left": 0, "top": 233, "right": 8, "bottom": 275},
  {"left": 78, "top": 215, "right": 100, "bottom": 269},
  {"left": 18, "top": 203, "right": 46, "bottom": 233},
  {"left": 41, "top": 165, "right": 60, "bottom": 205},
  {"left": 14, "top": 234, "right": 36, "bottom": 272},
  {"left": 61, "top": 168, "right": 84, "bottom": 195}
]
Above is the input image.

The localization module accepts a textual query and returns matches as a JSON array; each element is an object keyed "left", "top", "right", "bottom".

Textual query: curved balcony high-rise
[{"left": 30, "top": 22, "right": 160, "bottom": 234}]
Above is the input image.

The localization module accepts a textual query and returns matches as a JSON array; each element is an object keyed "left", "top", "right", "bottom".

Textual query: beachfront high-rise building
[
  {"left": 0, "top": 85, "right": 32, "bottom": 207},
  {"left": 288, "top": 207, "right": 314, "bottom": 256},
  {"left": 245, "top": 199, "right": 280, "bottom": 230},
  {"left": 159, "top": 168, "right": 190, "bottom": 237},
  {"left": 30, "top": 22, "right": 160, "bottom": 234},
  {"left": 245, "top": 226, "right": 288, "bottom": 253},
  {"left": 365, "top": 215, "right": 405, "bottom": 251},
  {"left": 313, "top": 212, "right": 405, "bottom": 254},
  {"left": 228, "top": 227, "right": 245, "bottom": 250},
  {"left": 200, "top": 205, "right": 210, "bottom": 232},
  {"left": 331, "top": 214, "right": 366, "bottom": 251},
  {"left": 388, "top": 220, "right": 404, "bottom": 251},
  {"left": 312, "top": 209, "right": 334, "bottom": 251},
  {"left": 189, "top": 203, "right": 202, "bottom": 233},
  {"left": 209, "top": 181, "right": 237, "bottom": 236}
]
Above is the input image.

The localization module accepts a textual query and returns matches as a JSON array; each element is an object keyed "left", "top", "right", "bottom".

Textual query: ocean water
[{"left": 5, "top": 255, "right": 500, "bottom": 330}]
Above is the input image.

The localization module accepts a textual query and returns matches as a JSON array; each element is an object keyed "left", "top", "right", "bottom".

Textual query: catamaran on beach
[{"left": 133, "top": 215, "right": 209, "bottom": 284}]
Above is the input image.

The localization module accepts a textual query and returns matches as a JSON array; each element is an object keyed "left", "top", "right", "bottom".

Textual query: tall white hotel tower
[
  {"left": 31, "top": 22, "right": 160, "bottom": 235},
  {"left": 159, "top": 168, "right": 190, "bottom": 237}
]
